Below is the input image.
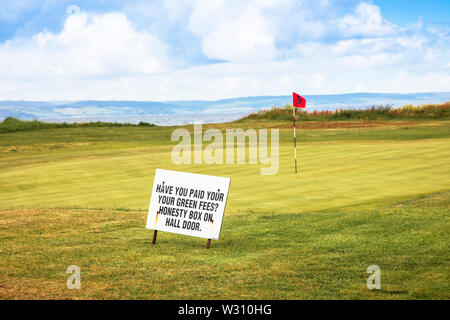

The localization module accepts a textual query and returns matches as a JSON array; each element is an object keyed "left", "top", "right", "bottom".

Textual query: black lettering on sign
[{"left": 165, "top": 217, "right": 181, "bottom": 228}]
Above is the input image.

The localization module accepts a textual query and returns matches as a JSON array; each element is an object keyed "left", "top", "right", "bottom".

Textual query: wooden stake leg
[
  {"left": 206, "top": 239, "right": 211, "bottom": 249},
  {"left": 152, "top": 230, "right": 158, "bottom": 245}
]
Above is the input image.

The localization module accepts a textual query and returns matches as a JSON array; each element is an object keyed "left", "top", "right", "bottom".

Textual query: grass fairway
[{"left": 0, "top": 120, "right": 449, "bottom": 299}]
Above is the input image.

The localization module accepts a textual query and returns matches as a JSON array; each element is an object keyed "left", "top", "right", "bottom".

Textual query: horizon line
[{"left": 1, "top": 91, "right": 449, "bottom": 103}]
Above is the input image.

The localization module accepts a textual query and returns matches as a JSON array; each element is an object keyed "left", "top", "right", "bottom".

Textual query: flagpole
[{"left": 293, "top": 106, "right": 298, "bottom": 174}]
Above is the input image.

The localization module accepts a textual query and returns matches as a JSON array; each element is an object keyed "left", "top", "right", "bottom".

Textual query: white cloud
[
  {"left": 334, "top": 2, "right": 397, "bottom": 37},
  {"left": 0, "top": 1, "right": 448, "bottom": 100},
  {"left": 187, "top": 1, "right": 278, "bottom": 62},
  {"left": 389, "top": 70, "right": 450, "bottom": 93},
  {"left": 0, "top": 10, "right": 169, "bottom": 78},
  {"left": 184, "top": 0, "right": 342, "bottom": 61}
]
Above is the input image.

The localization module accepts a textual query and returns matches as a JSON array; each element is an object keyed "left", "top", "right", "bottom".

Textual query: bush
[{"left": 138, "top": 121, "right": 155, "bottom": 127}]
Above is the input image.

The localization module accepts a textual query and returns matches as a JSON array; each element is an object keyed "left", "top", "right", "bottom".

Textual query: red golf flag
[{"left": 293, "top": 92, "right": 306, "bottom": 108}]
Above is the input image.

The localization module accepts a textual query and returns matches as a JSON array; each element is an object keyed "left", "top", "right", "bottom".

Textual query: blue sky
[
  {"left": 373, "top": 0, "right": 450, "bottom": 26},
  {"left": 0, "top": 0, "right": 448, "bottom": 100}
]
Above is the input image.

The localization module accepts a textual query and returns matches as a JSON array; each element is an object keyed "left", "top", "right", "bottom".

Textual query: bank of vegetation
[
  {"left": 0, "top": 117, "right": 155, "bottom": 133},
  {"left": 240, "top": 102, "right": 450, "bottom": 121},
  {"left": 1, "top": 102, "right": 449, "bottom": 134}
]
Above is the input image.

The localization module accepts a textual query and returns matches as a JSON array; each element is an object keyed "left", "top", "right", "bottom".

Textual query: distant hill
[{"left": 0, "top": 92, "right": 449, "bottom": 125}]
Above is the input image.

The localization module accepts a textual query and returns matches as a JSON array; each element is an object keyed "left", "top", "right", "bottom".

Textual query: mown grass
[
  {"left": 0, "top": 119, "right": 449, "bottom": 299},
  {"left": 241, "top": 101, "right": 450, "bottom": 121},
  {"left": 1, "top": 121, "right": 449, "bottom": 213}
]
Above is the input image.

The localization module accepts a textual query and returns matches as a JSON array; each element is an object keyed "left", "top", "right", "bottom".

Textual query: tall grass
[
  {"left": 240, "top": 102, "right": 450, "bottom": 121},
  {"left": 0, "top": 117, "right": 155, "bottom": 133}
]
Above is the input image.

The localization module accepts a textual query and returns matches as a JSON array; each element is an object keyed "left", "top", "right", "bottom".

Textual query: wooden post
[
  {"left": 152, "top": 230, "right": 158, "bottom": 245},
  {"left": 206, "top": 239, "right": 211, "bottom": 249}
]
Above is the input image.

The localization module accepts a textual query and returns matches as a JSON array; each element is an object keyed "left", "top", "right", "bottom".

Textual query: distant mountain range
[{"left": 1, "top": 92, "right": 449, "bottom": 125}]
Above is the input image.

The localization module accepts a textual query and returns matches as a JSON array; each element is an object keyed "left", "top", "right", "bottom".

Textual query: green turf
[{"left": 0, "top": 120, "right": 449, "bottom": 299}]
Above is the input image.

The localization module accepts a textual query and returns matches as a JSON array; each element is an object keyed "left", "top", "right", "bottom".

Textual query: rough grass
[
  {"left": 240, "top": 101, "right": 450, "bottom": 122},
  {"left": 0, "top": 117, "right": 155, "bottom": 134},
  {"left": 0, "top": 192, "right": 448, "bottom": 299},
  {"left": 0, "top": 119, "right": 449, "bottom": 299}
]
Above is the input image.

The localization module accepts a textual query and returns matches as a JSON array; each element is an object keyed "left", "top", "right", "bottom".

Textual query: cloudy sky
[{"left": 0, "top": 0, "right": 449, "bottom": 100}]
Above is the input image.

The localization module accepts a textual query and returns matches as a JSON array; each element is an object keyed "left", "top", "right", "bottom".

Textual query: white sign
[{"left": 146, "top": 169, "right": 231, "bottom": 240}]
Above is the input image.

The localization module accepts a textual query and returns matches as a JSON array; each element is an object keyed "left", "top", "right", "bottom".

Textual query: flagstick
[{"left": 293, "top": 106, "right": 298, "bottom": 174}]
